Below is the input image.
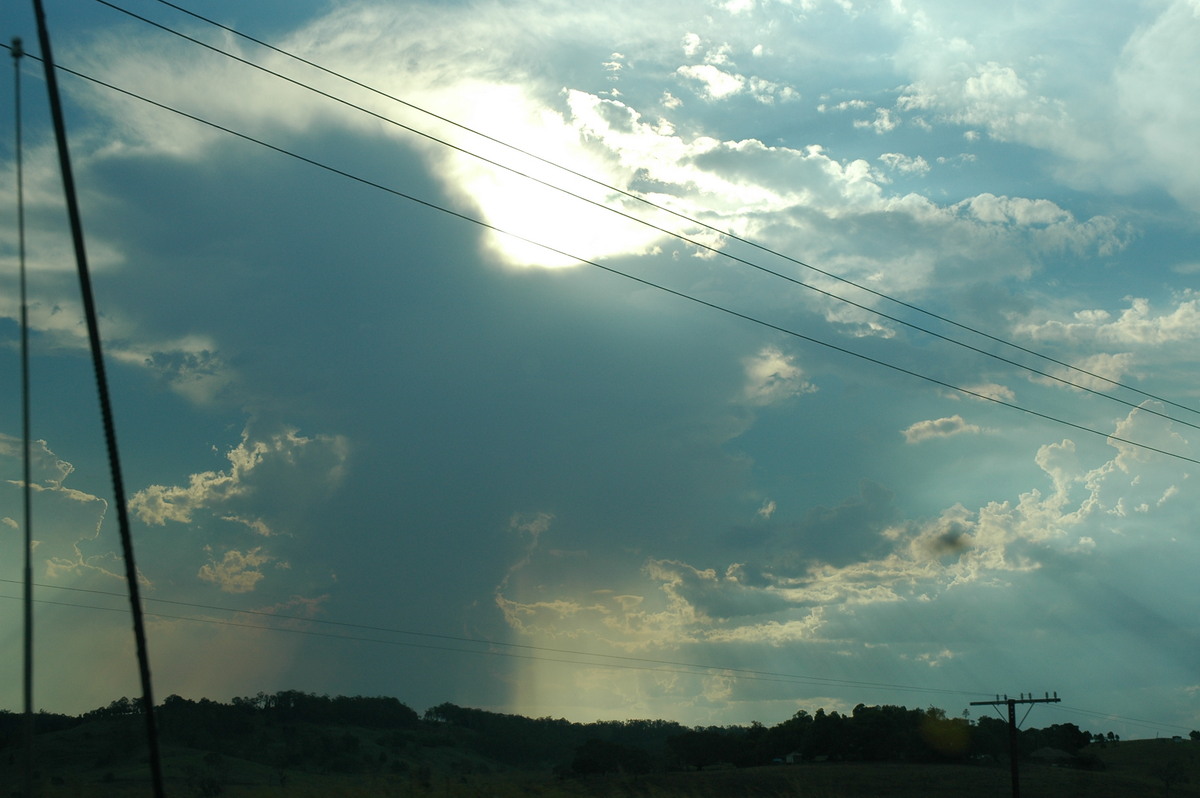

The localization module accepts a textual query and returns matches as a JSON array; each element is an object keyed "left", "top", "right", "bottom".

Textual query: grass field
[{"left": 6, "top": 731, "right": 1198, "bottom": 797}]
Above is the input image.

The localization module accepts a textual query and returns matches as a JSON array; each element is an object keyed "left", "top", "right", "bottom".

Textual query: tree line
[
  {"left": 565, "top": 705, "right": 1100, "bottom": 774},
  {"left": 2, "top": 692, "right": 1183, "bottom": 778}
]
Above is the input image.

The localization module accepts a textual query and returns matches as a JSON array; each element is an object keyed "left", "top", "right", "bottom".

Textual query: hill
[{"left": 2, "top": 694, "right": 1197, "bottom": 796}]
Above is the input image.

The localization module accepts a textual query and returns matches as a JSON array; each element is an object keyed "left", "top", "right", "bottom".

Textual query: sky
[{"left": 1, "top": 0, "right": 1198, "bottom": 740}]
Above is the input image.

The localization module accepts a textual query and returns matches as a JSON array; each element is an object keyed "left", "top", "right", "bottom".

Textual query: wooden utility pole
[{"left": 970, "top": 693, "right": 1060, "bottom": 798}]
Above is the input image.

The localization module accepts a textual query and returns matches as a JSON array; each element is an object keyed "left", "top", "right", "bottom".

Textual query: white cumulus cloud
[
  {"left": 902, "top": 415, "right": 982, "bottom": 443},
  {"left": 676, "top": 63, "right": 747, "bottom": 100},
  {"left": 741, "top": 347, "right": 816, "bottom": 406}
]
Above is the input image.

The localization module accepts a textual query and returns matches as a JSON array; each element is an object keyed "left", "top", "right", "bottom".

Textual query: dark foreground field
[
  {"left": 8, "top": 739, "right": 1200, "bottom": 798},
  {"left": 5, "top": 696, "right": 1198, "bottom": 797}
]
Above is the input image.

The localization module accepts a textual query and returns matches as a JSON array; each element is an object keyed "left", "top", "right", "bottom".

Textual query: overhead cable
[
  {"left": 6, "top": 44, "right": 1198, "bottom": 466},
  {"left": 1052, "top": 704, "right": 1196, "bottom": 735},
  {"left": 4, "top": 587, "right": 1193, "bottom": 736},
  {"left": 105, "top": 0, "right": 1200, "bottom": 422},
  {"left": 0, "top": 583, "right": 995, "bottom": 700}
]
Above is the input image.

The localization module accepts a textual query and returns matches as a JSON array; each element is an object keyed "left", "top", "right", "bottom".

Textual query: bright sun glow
[{"left": 423, "top": 82, "right": 667, "bottom": 268}]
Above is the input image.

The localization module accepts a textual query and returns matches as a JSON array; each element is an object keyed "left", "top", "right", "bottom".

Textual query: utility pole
[{"left": 970, "top": 692, "right": 1060, "bottom": 798}]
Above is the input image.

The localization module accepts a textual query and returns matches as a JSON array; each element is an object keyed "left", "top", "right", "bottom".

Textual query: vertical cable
[
  {"left": 13, "top": 34, "right": 36, "bottom": 798},
  {"left": 27, "top": 3, "right": 165, "bottom": 795}
]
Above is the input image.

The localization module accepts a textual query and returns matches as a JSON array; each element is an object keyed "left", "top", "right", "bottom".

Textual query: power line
[
  {"left": 5, "top": 43, "right": 1197, "bottom": 465},
  {"left": 67, "top": 0, "right": 1200, "bottom": 436},
  {"left": 1052, "top": 703, "right": 1196, "bottom": 735},
  {"left": 0, "top": 583, "right": 985, "bottom": 700},
  {"left": 100, "top": 0, "right": 1200, "bottom": 423},
  {"left": 4, "top": 586, "right": 1193, "bottom": 736},
  {"left": 1, "top": 7, "right": 1191, "bottom": 750}
]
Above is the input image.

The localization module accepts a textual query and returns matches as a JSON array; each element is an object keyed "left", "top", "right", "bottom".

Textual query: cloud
[
  {"left": 854, "top": 107, "right": 899, "bottom": 134},
  {"left": 499, "top": 402, "right": 1191, "bottom": 660},
  {"left": 480, "top": 377, "right": 1198, "bottom": 731},
  {"left": 721, "top": 0, "right": 756, "bottom": 15},
  {"left": 645, "top": 559, "right": 796, "bottom": 622},
  {"left": 1020, "top": 294, "right": 1200, "bottom": 347},
  {"left": 109, "top": 339, "right": 234, "bottom": 405},
  {"left": 953, "top": 194, "right": 1126, "bottom": 255},
  {"left": 557, "top": 87, "right": 1126, "bottom": 307},
  {"left": 6, "top": 0, "right": 1198, "bottom": 733},
  {"left": 1106, "top": 401, "right": 1192, "bottom": 473},
  {"left": 671, "top": 31, "right": 798, "bottom": 103},
  {"left": 819, "top": 99, "right": 873, "bottom": 113},
  {"left": 129, "top": 426, "right": 349, "bottom": 532},
  {"left": 1113, "top": 0, "right": 1200, "bottom": 210},
  {"left": 511, "top": 511, "right": 555, "bottom": 540},
  {"left": 907, "top": 515, "right": 974, "bottom": 561},
  {"left": 914, "top": 649, "right": 957, "bottom": 667},
  {"left": 428, "top": 85, "right": 671, "bottom": 268},
  {"left": 131, "top": 456, "right": 246, "bottom": 527},
  {"left": 0, "top": 155, "right": 235, "bottom": 405},
  {"left": 896, "top": 56, "right": 1094, "bottom": 158},
  {"left": 24, "top": 0, "right": 1133, "bottom": 311},
  {"left": 494, "top": 594, "right": 608, "bottom": 640},
  {"left": 959, "top": 194, "right": 1070, "bottom": 226},
  {"left": 1037, "top": 352, "right": 1138, "bottom": 393},
  {"left": 952, "top": 383, "right": 1015, "bottom": 403},
  {"left": 747, "top": 77, "right": 799, "bottom": 104},
  {"left": 197, "top": 547, "right": 272, "bottom": 593},
  {"left": 740, "top": 347, "right": 816, "bottom": 406},
  {"left": 676, "top": 64, "right": 747, "bottom": 100},
  {"left": 890, "top": 1, "right": 1200, "bottom": 211},
  {"left": 902, "top": 415, "right": 982, "bottom": 443},
  {"left": 703, "top": 614, "right": 826, "bottom": 645},
  {"left": 0, "top": 436, "right": 121, "bottom": 582},
  {"left": 0, "top": 434, "right": 75, "bottom": 488},
  {"left": 879, "top": 152, "right": 930, "bottom": 176},
  {"left": 497, "top": 511, "right": 557, "bottom": 592}
]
